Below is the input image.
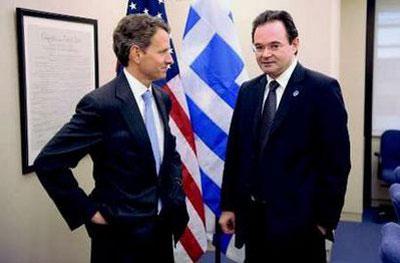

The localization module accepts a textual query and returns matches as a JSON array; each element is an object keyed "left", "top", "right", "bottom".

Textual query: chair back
[{"left": 381, "top": 130, "right": 400, "bottom": 170}]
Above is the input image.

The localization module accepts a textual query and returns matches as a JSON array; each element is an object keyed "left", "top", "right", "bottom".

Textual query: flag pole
[{"left": 215, "top": 216, "right": 221, "bottom": 263}]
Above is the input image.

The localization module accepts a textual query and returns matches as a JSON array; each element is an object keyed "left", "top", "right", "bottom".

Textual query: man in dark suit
[
  {"left": 34, "top": 14, "right": 188, "bottom": 262},
  {"left": 219, "top": 10, "right": 351, "bottom": 262}
]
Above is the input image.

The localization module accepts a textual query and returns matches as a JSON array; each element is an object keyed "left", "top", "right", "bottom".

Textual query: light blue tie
[{"left": 142, "top": 90, "right": 161, "bottom": 175}]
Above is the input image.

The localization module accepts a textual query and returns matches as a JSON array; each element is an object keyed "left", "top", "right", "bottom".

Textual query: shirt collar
[
  {"left": 266, "top": 58, "right": 298, "bottom": 89},
  {"left": 123, "top": 68, "right": 150, "bottom": 98}
]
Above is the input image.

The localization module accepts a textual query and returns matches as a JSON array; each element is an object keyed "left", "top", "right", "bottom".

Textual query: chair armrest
[{"left": 380, "top": 222, "right": 400, "bottom": 262}]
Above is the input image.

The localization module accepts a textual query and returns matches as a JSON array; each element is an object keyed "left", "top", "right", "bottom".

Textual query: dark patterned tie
[
  {"left": 252, "top": 80, "right": 280, "bottom": 199},
  {"left": 259, "top": 80, "right": 279, "bottom": 141}
]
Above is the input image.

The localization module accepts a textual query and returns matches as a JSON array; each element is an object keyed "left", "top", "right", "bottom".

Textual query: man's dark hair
[
  {"left": 251, "top": 10, "right": 298, "bottom": 44},
  {"left": 113, "top": 14, "right": 170, "bottom": 67}
]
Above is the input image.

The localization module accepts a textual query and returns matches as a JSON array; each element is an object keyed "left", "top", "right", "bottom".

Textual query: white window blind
[{"left": 372, "top": 0, "right": 400, "bottom": 135}]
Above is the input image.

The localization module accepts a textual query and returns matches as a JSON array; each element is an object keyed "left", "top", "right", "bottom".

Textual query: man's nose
[
  {"left": 166, "top": 52, "right": 174, "bottom": 65},
  {"left": 261, "top": 47, "right": 272, "bottom": 57}
]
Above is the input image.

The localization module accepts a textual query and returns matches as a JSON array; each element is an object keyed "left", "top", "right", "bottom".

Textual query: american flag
[{"left": 123, "top": 0, "right": 208, "bottom": 262}]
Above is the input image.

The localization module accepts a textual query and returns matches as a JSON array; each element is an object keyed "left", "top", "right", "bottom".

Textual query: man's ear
[
  {"left": 129, "top": 45, "right": 141, "bottom": 64},
  {"left": 291, "top": 37, "right": 299, "bottom": 54}
]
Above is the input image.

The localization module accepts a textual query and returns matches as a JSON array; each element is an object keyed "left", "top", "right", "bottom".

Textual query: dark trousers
[
  {"left": 244, "top": 201, "right": 326, "bottom": 263},
  {"left": 88, "top": 217, "right": 174, "bottom": 263}
]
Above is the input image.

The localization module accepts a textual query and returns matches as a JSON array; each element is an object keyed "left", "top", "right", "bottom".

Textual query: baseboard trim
[{"left": 341, "top": 211, "right": 362, "bottom": 222}]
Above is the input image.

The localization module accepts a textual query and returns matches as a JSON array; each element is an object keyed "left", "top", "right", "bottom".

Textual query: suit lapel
[
  {"left": 251, "top": 75, "right": 268, "bottom": 141},
  {"left": 260, "top": 63, "right": 306, "bottom": 150},
  {"left": 114, "top": 74, "right": 154, "bottom": 160}
]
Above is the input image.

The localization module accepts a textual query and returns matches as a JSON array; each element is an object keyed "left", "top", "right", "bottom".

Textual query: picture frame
[{"left": 16, "top": 8, "right": 99, "bottom": 174}]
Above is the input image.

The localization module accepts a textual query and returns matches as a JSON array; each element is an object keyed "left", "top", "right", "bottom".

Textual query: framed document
[{"left": 16, "top": 8, "right": 99, "bottom": 174}]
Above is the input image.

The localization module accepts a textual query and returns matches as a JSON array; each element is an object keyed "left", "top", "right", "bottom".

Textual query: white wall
[
  {"left": 339, "top": 0, "right": 366, "bottom": 219},
  {"left": 0, "top": 0, "right": 366, "bottom": 262}
]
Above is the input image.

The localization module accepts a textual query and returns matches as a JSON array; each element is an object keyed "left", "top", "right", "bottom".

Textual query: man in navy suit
[
  {"left": 34, "top": 14, "right": 188, "bottom": 262},
  {"left": 219, "top": 10, "right": 351, "bottom": 262}
]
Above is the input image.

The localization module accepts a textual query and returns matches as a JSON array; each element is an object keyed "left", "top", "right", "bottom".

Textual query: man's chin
[
  {"left": 262, "top": 68, "right": 274, "bottom": 75},
  {"left": 153, "top": 74, "right": 167, "bottom": 82},
  {"left": 262, "top": 67, "right": 281, "bottom": 77}
]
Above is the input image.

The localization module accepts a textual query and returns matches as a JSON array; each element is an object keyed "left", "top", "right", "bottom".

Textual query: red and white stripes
[{"left": 163, "top": 75, "right": 208, "bottom": 262}]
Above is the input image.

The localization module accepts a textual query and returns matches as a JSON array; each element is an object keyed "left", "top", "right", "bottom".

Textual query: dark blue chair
[
  {"left": 376, "top": 130, "right": 400, "bottom": 185},
  {"left": 380, "top": 222, "right": 400, "bottom": 263},
  {"left": 390, "top": 183, "right": 400, "bottom": 222}
]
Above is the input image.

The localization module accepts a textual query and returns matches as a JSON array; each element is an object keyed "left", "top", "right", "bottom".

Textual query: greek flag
[{"left": 181, "top": 0, "right": 247, "bottom": 261}]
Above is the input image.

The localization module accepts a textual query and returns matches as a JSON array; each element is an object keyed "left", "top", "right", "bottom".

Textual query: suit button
[{"left": 175, "top": 178, "right": 183, "bottom": 186}]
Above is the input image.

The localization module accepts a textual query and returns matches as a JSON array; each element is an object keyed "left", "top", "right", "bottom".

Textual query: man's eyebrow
[
  {"left": 254, "top": 40, "right": 281, "bottom": 45},
  {"left": 159, "top": 47, "right": 171, "bottom": 53}
]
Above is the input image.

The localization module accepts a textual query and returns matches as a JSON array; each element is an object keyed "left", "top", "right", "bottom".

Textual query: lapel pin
[{"left": 293, "top": 90, "right": 299, "bottom": 97}]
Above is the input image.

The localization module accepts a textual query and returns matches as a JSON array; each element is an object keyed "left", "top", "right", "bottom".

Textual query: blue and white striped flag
[{"left": 181, "top": 0, "right": 247, "bottom": 261}]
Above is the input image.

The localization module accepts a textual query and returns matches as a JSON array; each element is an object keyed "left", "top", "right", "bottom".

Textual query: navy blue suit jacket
[
  {"left": 221, "top": 63, "right": 351, "bottom": 247},
  {"left": 34, "top": 73, "right": 188, "bottom": 243}
]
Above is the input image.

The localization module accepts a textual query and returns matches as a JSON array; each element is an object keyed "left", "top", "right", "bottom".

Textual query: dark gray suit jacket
[
  {"left": 34, "top": 73, "right": 189, "bottom": 242},
  {"left": 221, "top": 63, "right": 351, "bottom": 248}
]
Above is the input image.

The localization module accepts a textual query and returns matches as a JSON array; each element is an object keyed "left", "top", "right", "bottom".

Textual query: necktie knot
[
  {"left": 269, "top": 80, "right": 279, "bottom": 92},
  {"left": 142, "top": 89, "right": 153, "bottom": 104}
]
